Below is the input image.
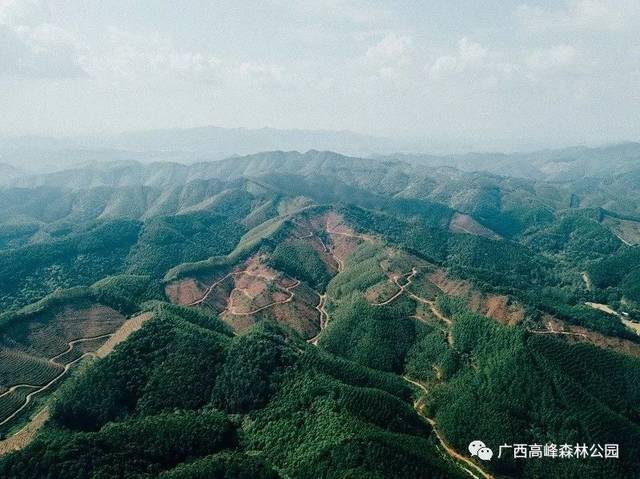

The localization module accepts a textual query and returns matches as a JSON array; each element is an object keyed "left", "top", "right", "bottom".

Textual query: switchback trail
[
  {"left": 0, "top": 333, "right": 113, "bottom": 402},
  {"left": 370, "top": 265, "right": 454, "bottom": 343},
  {"left": 527, "top": 328, "right": 589, "bottom": 340},
  {"left": 49, "top": 333, "right": 113, "bottom": 363},
  {"left": 189, "top": 271, "right": 236, "bottom": 306},
  {"left": 372, "top": 268, "right": 417, "bottom": 306},
  {"left": 0, "top": 349, "right": 100, "bottom": 427},
  {"left": 189, "top": 268, "right": 290, "bottom": 307},
  {"left": 403, "top": 376, "right": 495, "bottom": 479},
  {"left": 226, "top": 279, "right": 300, "bottom": 316}
]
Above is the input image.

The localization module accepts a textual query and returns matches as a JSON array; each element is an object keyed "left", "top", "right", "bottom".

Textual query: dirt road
[
  {"left": 226, "top": 279, "right": 300, "bottom": 316},
  {"left": 307, "top": 293, "right": 329, "bottom": 345},
  {"left": 403, "top": 376, "right": 495, "bottom": 479}
]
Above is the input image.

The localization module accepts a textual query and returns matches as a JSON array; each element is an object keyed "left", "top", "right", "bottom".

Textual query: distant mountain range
[
  {"left": 1, "top": 126, "right": 638, "bottom": 182},
  {"left": 376, "top": 142, "right": 640, "bottom": 181},
  {"left": 0, "top": 126, "right": 408, "bottom": 171}
]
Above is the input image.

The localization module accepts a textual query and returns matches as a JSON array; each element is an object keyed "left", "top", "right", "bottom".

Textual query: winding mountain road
[
  {"left": 403, "top": 376, "right": 495, "bottom": 479},
  {"left": 226, "top": 279, "right": 300, "bottom": 316},
  {"left": 372, "top": 268, "right": 417, "bottom": 306},
  {"left": 307, "top": 293, "right": 329, "bottom": 345},
  {"left": 0, "top": 348, "right": 101, "bottom": 427},
  {"left": 0, "top": 333, "right": 113, "bottom": 403}
]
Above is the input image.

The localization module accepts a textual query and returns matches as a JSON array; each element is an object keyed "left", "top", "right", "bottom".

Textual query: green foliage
[
  {"left": 319, "top": 294, "right": 415, "bottom": 373},
  {"left": 0, "top": 219, "right": 141, "bottom": 311},
  {"left": 621, "top": 268, "right": 640, "bottom": 303},
  {"left": 427, "top": 307, "right": 640, "bottom": 478},
  {"left": 0, "top": 303, "right": 457, "bottom": 478},
  {"left": 446, "top": 234, "right": 553, "bottom": 292},
  {"left": 587, "top": 246, "right": 640, "bottom": 290},
  {"left": 127, "top": 211, "right": 245, "bottom": 278},
  {"left": 245, "top": 369, "right": 458, "bottom": 479},
  {"left": 404, "top": 322, "right": 459, "bottom": 382},
  {"left": 0, "top": 222, "right": 39, "bottom": 250},
  {"left": 327, "top": 242, "right": 388, "bottom": 300},
  {"left": 164, "top": 216, "right": 288, "bottom": 282},
  {"left": 158, "top": 452, "right": 280, "bottom": 479},
  {"left": 211, "top": 322, "right": 300, "bottom": 413},
  {"left": 524, "top": 215, "right": 621, "bottom": 262},
  {"left": 269, "top": 239, "right": 332, "bottom": 289},
  {"left": 0, "top": 286, "right": 94, "bottom": 331},
  {"left": 538, "top": 300, "right": 633, "bottom": 339},
  {"left": 0, "top": 411, "right": 237, "bottom": 479},
  {"left": 90, "top": 274, "right": 163, "bottom": 314},
  {"left": 51, "top": 307, "right": 231, "bottom": 431},
  {"left": 341, "top": 206, "right": 450, "bottom": 264},
  {"left": 306, "top": 347, "right": 413, "bottom": 401}
]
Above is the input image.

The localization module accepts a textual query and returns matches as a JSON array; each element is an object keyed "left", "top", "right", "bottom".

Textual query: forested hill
[
  {"left": 376, "top": 142, "right": 640, "bottom": 181},
  {"left": 7, "top": 151, "right": 411, "bottom": 190},
  {"left": 0, "top": 147, "right": 639, "bottom": 478}
]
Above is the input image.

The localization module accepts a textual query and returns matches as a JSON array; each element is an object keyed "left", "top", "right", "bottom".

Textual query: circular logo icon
[{"left": 468, "top": 440, "right": 493, "bottom": 461}]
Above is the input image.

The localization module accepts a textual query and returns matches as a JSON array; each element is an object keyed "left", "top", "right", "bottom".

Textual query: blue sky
[{"left": 1, "top": 0, "right": 638, "bottom": 149}]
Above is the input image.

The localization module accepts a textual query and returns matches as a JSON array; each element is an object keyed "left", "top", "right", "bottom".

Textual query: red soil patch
[
  {"left": 429, "top": 269, "right": 525, "bottom": 325},
  {"left": 271, "top": 298, "right": 319, "bottom": 338},
  {"left": 165, "top": 278, "right": 205, "bottom": 306},
  {"left": 539, "top": 315, "right": 640, "bottom": 358},
  {"left": 481, "top": 295, "right": 525, "bottom": 326},
  {"left": 271, "top": 291, "right": 289, "bottom": 303},
  {"left": 429, "top": 270, "right": 473, "bottom": 297},
  {"left": 234, "top": 273, "right": 267, "bottom": 297}
]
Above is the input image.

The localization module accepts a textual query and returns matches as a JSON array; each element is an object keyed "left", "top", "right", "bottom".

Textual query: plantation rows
[
  {"left": 528, "top": 333, "right": 640, "bottom": 416},
  {"left": 0, "top": 349, "right": 62, "bottom": 389},
  {"left": 0, "top": 388, "right": 31, "bottom": 423},
  {"left": 4, "top": 305, "right": 125, "bottom": 358}
]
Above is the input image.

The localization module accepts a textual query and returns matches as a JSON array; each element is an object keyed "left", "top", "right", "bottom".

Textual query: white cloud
[
  {"left": 457, "top": 37, "right": 488, "bottom": 64},
  {"left": 0, "top": 23, "right": 85, "bottom": 78},
  {"left": 86, "top": 28, "right": 223, "bottom": 84},
  {"left": 83, "top": 28, "right": 292, "bottom": 93},
  {"left": 0, "top": 0, "right": 50, "bottom": 26},
  {"left": 429, "top": 55, "right": 458, "bottom": 80},
  {"left": 0, "top": 1, "right": 85, "bottom": 78},
  {"left": 365, "top": 33, "right": 412, "bottom": 67},
  {"left": 271, "top": 0, "right": 391, "bottom": 25},
  {"left": 526, "top": 45, "right": 579, "bottom": 71},
  {"left": 237, "top": 62, "right": 289, "bottom": 89},
  {"left": 516, "top": 1, "right": 639, "bottom": 32},
  {"left": 360, "top": 33, "right": 415, "bottom": 83},
  {"left": 429, "top": 37, "right": 489, "bottom": 80}
]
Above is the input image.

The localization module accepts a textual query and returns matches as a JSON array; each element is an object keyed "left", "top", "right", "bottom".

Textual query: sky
[{"left": 0, "top": 0, "right": 639, "bottom": 150}]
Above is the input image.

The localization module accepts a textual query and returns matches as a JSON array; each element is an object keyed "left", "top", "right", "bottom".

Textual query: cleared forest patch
[
  {"left": 1, "top": 304, "right": 125, "bottom": 358},
  {"left": 164, "top": 277, "right": 207, "bottom": 306},
  {"left": 428, "top": 269, "right": 525, "bottom": 325},
  {"left": 0, "top": 351, "right": 62, "bottom": 392},
  {"left": 534, "top": 315, "right": 640, "bottom": 357},
  {"left": 602, "top": 215, "right": 640, "bottom": 245},
  {"left": 449, "top": 212, "right": 502, "bottom": 240}
]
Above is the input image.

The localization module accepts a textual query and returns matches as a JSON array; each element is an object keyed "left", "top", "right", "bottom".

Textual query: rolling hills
[{"left": 0, "top": 148, "right": 638, "bottom": 478}]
